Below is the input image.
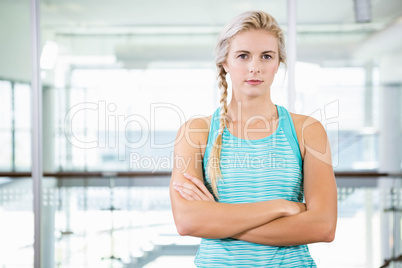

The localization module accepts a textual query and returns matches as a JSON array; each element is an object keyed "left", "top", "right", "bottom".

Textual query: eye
[
  {"left": 262, "top": 54, "right": 272, "bottom": 60},
  {"left": 238, "top": 54, "right": 248, "bottom": 59}
]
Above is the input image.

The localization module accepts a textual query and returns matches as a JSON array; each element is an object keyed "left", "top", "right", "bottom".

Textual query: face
[{"left": 223, "top": 29, "right": 280, "bottom": 99}]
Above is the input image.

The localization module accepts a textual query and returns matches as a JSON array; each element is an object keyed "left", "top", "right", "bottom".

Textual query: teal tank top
[{"left": 195, "top": 105, "right": 317, "bottom": 267}]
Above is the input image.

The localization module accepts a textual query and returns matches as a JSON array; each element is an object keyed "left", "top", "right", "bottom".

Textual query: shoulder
[
  {"left": 289, "top": 112, "right": 328, "bottom": 159},
  {"left": 185, "top": 115, "right": 212, "bottom": 129},
  {"left": 179, "top": 115, "right": 212, "bottom": 135},
  {"left": 289, "top": 112, "right": 324, "bottom": 131},
  {"left": 176, "top": 115, "right": 212, "bottom": 147}
]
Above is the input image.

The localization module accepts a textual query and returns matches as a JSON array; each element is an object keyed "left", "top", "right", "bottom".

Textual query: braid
[
  {"left": 207, "top": 66, "right": 228, "bottom": 198},
  {"left": 209, "top": 11, "right": 285, "bottom": 197},
  {"left": 218, "top": 67, "right": 228, "bottom": 134}
]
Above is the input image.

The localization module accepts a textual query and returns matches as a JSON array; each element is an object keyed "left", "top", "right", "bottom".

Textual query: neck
[{"left": 226, "top": 97, "right": 277, "bottom": 123}]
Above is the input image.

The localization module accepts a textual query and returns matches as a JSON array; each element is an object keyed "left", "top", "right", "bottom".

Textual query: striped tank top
[{"left": 195, "top": 104, "right": 317, "bottom": 267}]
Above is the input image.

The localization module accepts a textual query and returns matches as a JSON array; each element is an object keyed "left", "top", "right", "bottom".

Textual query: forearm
[
  {"left": 231, "top": 114, "right": 338, "bottom": 246},
  {"left": 232, "top": 210, "right": 336, "bottom": 246},
  {"left": 172, "top": 195, "right": 290, "bottom": 239}
]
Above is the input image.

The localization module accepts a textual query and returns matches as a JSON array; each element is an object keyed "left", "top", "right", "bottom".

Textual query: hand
[
  {"left": 173, "top": 173, "right": 216, "bottom": 202},
  {"left": 286, "top": 201, "right": 307, "bottom": 216}
]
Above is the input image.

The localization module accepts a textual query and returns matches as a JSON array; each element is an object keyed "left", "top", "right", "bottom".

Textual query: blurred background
[{"left": 0, "top": 0, "right": 401, "bottom": 267}]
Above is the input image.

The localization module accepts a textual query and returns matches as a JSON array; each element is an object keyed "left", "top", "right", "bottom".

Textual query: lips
[{"left": 246, "top": 79, "right": 263, "bottom": 85}]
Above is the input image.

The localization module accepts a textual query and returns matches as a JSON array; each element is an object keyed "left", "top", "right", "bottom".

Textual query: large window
[
  {"left": 0, "top": 80, "right": 31, "bottom": 171},
  {"left": 296, "top": 66, "right": 379, "bottom": 170},
  {"left": 57, "top": 68, "right": 217, "bottom": 171}
]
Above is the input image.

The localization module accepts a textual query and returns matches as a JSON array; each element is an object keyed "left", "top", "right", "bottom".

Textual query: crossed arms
[{"left": 169, "top": 116, "right": 337, "bottom": 246}]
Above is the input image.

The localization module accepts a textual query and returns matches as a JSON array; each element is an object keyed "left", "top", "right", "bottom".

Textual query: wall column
[
  {"left": 287, "top": 0, "right": 297, "bottom": 112},
  {"left": 379, "top": 54, "right": 402, "bottom": 262}
]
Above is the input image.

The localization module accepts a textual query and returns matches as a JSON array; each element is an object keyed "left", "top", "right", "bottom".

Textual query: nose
[{"left": 249, "top": 58, "right": 261, "bottom": 73}]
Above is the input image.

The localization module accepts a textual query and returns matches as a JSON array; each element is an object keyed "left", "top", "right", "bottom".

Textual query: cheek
[
  {"left": 263, "top": 65, "right": 279, "bottom": 79},
  {"left": 230, "top": 64, "right": 247, "bottom": 77},
  {"left": 267, "top": 63, "right": 279, "bottom": 73}
]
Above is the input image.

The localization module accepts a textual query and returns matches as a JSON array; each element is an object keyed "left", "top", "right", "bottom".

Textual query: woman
[{"left": 169, "top": 10, "right": 337, "bottom": 267}]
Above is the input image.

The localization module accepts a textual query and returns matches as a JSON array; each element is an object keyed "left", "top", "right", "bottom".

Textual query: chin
[{"left": 243, "top": 88, "right": 268, "bottom": 97}]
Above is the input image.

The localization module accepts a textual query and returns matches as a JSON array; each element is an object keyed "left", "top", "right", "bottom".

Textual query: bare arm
[
  {"left": 232, "top": 117, "right": 338, "bottom": 246},
  {"left": 170, "top": 118, "right": 305, "bottom": 239}
]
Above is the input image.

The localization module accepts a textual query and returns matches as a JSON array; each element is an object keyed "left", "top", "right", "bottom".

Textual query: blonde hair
[{"left": 207, "top": 10, "right": 286, "bottom": 197}]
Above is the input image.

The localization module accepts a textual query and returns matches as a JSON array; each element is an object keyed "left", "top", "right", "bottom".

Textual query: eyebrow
[{"left": 234, "top": 50, "right": 276, "bottom": 54}]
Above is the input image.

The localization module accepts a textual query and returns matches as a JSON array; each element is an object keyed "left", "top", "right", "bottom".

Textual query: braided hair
[{"left": 207, "top": 10, "right": 286, "bottom": 197}]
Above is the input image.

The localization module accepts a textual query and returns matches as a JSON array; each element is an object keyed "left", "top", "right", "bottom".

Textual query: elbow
[
  {"left": 319, "top": 220, "right": 336, "bottom": 242},
  {"left": 176, "top": 225, "right": 189, "bottom": 236},
  {"left": 171, "top": 196, "right": 196, "bottom": 236},
  {"left": 308, "top": 209, "right": 337, "bottom": 243},
  {"left": 173, "top": 212, "right": 196, "bottom": 236},
  {"left": 175, "top": 221, "right": 192, "bottom": 236},
  {"left": 171, "top": 199, "right": 207, "bottom": 237},
  {"left": 324, "top": 224, "right": 336, "bottom": 242},
  {"left": 174, "top": 213, "right": 219, "bottom": 238},
  {"left": 320, "top": 228, "right": 335, "bottom": 243}
]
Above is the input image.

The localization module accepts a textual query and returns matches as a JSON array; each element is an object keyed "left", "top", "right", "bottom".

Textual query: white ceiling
[
  {"left": 42, "top": 0, "right": 402, "bottom": 67},
  {"left": 39, "top": 0, "right": 400, "bottom": 26},
  {"left": 1, "top": 0, "right": 402, "bottom": 81}
]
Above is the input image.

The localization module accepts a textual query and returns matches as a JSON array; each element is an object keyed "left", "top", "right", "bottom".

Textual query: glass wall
[
  {"left": 0, "top": 0, "right": 33, "bottom": 266},
  {"left": 0, "top": 0, "right": 401, "bottom": 267},
  {"left": 56, "top": 68, "right": 217, "bottom": 171},
  {"left": 293, "top": 65, "right": 380, "bottom": 171}
]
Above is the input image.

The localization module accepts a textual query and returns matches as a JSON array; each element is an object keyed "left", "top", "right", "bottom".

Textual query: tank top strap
[{"left": 277, "top": 105, "right": 303, "bottom": 168}]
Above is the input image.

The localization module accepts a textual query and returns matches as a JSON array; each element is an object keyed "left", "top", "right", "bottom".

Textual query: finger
[
  {"left": 178, "top": 189, "right": 195, "bottom": 201},
  {"left": 184, "top": 173, "right": 215, "bottom": 201},
  {"left": 174, "top": 184, "right": 196, "bottom": 201},
  {"left": 181, "top": 182, "right": 207, "bottom": 201},
  {"left": 183, "top": 173, "right": 210, "bottom": 194},
  {"left": 180, "top": 186, "right": 202, "bottom": 201},
  {"left": 174, "top": 184, "right": 191, "bottom": 198},
  {"left": 174, "top": 183, "right": 203, "bottom": 201},
  {"left": 192, "top": 179, "right": 215, "bottom": 200},
  {"left": 182, "top": 174, "right": 210, "bottom": 199}
]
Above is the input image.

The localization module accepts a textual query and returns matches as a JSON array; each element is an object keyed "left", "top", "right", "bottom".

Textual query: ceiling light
[{"left": 40, "top": 41, "right": 59, "bottom": 70}]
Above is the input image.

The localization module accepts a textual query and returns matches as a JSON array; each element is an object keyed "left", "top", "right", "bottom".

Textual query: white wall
[{"left": 0, "top": 1, "right": 31, "bottom": 82}]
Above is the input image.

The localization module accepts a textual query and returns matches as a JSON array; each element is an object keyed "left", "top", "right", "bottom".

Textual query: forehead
[{"left": 229, "top": 29, "right": 278, "bottom": 53}]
